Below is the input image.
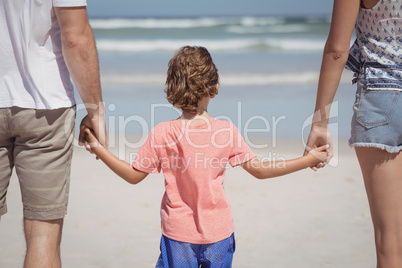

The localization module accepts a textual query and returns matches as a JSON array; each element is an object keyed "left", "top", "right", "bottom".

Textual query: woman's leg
[{"left": 356, "top": 147, "right": 402, "bottom": 268}]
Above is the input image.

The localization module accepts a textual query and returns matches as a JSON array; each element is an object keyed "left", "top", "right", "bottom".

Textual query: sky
[{"left": 86, "top": 0, "right": 333, "bottom": 18}]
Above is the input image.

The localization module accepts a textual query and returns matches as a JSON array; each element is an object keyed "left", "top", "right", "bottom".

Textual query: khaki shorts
[{"left": 0, "top": 106, "right": 75, "bottom": 220}]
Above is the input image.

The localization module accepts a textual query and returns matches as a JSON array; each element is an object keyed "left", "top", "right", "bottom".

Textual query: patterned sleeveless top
[{"left": 346, "top": 0, "right": 402, "bottom": 90}]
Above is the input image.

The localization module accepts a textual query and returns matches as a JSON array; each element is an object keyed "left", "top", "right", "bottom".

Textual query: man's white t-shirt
[{"left": 0, "top": 0, "right": 87, "bottom": 109}]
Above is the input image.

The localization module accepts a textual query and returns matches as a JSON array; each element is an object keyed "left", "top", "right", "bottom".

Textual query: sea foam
[
  {"left": 96, "top": 38, "right": 326, "bottom": 52},
  {"left": 100, "top": 72, "right": 353, "bottom": 87},
  {"left": 89, "top": 16, "right": 289, "bottom": 30}
]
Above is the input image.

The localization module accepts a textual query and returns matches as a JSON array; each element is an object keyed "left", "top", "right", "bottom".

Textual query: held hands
[
  {"left": 79, "top": 109, "right": 107, "bottom": 159},
  {"left": 306, "top": 144, "right": 330, "bottom": 168},
  {"left": 84, "top": 128, "right": 102, "bottom": 153},
  {"left": 304, "top": 126, "right": 333, "bottom": 171}
]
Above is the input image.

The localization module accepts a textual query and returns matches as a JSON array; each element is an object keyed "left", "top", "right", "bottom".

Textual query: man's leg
[
  {"left": 10, "top": 107, "right": 75, "bottom": 267},
  {"left": 23, "top": 218, "right": 63, "bottom": 268},
  {"left": 0, "top": 108, "right": 14, "bottom": 220}
]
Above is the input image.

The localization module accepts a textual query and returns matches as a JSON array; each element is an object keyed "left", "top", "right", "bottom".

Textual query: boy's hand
[
  {"left": 307, "top": 144, "right": 329, "bottom": 168},
  {"left": 84, "top": 128, "right": 101, "bottom": 151},
  {"left": 304, "top": 127, "right": 333, "bottom": 170}
]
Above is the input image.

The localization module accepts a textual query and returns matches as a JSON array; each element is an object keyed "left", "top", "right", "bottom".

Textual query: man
[{"left": 0, "top": 1, "right": 107, "bottom": 267}]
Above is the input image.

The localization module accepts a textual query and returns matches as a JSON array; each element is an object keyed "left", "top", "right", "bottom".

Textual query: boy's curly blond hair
[{"left": 165, "top": 46, "right": 219, "bottom": 114}]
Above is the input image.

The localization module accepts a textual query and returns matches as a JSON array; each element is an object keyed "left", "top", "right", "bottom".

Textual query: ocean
[{"left": 76, "top": 15, "right": 356, "bottom": 147}]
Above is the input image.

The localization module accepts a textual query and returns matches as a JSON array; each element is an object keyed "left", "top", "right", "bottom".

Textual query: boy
[{"left": 85, "top": 46, "right": 328, "bottom": 267}]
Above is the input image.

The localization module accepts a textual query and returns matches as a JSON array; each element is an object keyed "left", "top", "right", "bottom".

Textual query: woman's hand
[
  {"left": 304, "top": 125, "right": 333, "bottom": 171},
  {"left": 307, "top": 144, "right": 330, "bottom": 167}
]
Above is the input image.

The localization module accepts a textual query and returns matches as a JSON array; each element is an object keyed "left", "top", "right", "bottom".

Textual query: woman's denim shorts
[{"left": 349, "top": 79, "right": 402, "bottom": 153}]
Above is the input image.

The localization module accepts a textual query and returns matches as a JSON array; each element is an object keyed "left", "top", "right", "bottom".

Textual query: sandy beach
[{"left": 0, "top": 138, "right": 375, "bottom": 267}]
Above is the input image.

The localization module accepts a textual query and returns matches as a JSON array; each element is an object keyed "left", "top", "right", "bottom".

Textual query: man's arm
[{"left": 54, "top": 6, "right": 107, "bottom": 149}]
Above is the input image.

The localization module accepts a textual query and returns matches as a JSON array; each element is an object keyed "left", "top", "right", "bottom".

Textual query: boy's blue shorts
[{"left": 155, "top": 233, "right": 235, "bottom": 268}]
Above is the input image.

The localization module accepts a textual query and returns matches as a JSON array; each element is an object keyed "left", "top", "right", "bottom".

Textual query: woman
[{"left": 305, "top": 0, "right": 402, "bottom": 267}]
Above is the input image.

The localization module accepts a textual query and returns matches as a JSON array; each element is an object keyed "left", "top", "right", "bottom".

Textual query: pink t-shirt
[{"left": 132, "top": 118, "right": 256, "bottom": 244}]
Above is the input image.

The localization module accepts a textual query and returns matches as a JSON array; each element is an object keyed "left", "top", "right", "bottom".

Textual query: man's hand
[{"left": 79, "top": 108, "right": 107, "bottom": 157}]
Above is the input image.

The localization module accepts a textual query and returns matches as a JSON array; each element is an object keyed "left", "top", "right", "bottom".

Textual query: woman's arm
[
  {"left": 242, "top": 145, "right": 329, "bottom": 179},
  {"left": 85, "top": 129, "right": 148, "bottom": 184},
  {"left": 305, "top": 0, "right": 360, "bottom": 168}
]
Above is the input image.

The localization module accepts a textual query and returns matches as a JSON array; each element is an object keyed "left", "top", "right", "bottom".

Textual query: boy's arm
[
  {"left": 85, "top": 129, "right": 148, "bottom": 184},
  {"left": 242, "top": 145, "right": 329, "bottom": 179}
]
